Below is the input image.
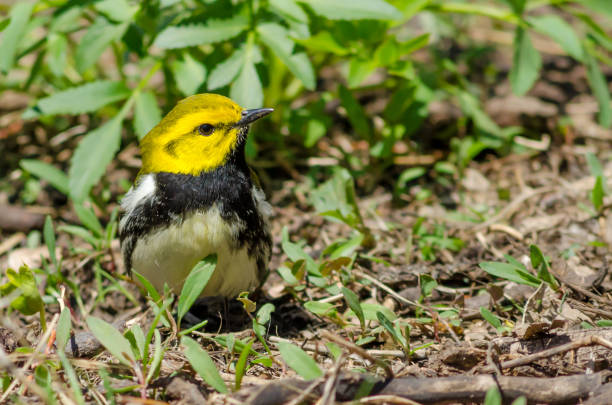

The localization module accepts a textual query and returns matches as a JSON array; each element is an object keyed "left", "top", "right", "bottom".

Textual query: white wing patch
[
  {"left": 252, "top": 186, "right": 273, "bottom": 219},
  {"left": 119, "top": 174, "right": 156, "bottom": 231}
]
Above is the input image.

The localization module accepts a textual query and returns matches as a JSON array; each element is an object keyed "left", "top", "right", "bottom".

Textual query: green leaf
[
  {"left": 270, "top": 0, "right": 308, "bottom": 22},
  {"left": 49, "top": 7, "right": 82, "bottom": 34},
  {"left": 529, "top": 245, "right": 558, "bottom": 289},
  {"left": 397, "top": 167, "right": 426, "bottom": 190},
  {"left": 419, "top": 274, "right": 437, "bottom": 297},
  {"left": 256, "top": 303, "right": 275, "bottom": 325},
  {"left": 56, "top": 307, "right": 72, "bottom": 350},
  {"left": 582, "top": 0, "right": 612, "bottom": 16},
  {"left": 182, "top": 336, "right": 228, "bottom": 393},
  {"left": 235, "top": 339, "right": 254, "bottom": 390},
  {"left": 94, "top": 0, "right": 138, "bottom": 22},
  {"left": 133, "top": 271, "right": 161, "bottom": 302},
  {"left": 73, "top": 205, "right": 104, "bottom": 237},
  {"left": 479, "top": 261, "right": 540, "bottom": 287},
  {"left": 2, "top": 266, "right": 44, "bottom": 317},
  {"left": 57, "top": 350, "right": 86, "bottom": 405},
  {"left": 585, "top": 44, "right": 612, "bottom": 128},
  {"left": 529, "top": 16, "right": 583, "bottom": 61},
  {"left": 298, "top": 0, "right": 401, "bottom": 20},
  {"left": 480, "top": 307, "right": 502, "bottom": 330},
  {"left": 47, "top": 33, "right": 68, "bottom": 77},
  {"left": 171, "top": 53, "right": 207, "bottom": 96},
  {"left": 352, "top": 303, "right": 397, "bottom": 322},
  {"left": 592, "top": 175, "right": 605, "bottom": 211},
  {"left": 34, "top": 365, "right": 54, "bottom": 401},
  {"left": 126, "top": 324, "right": 145, "bottom": 359},
  {"left": 338, "top": 85, "right": 372, "bottom": 138},
  {"left": 154, "top": 15, "right": 248, "bottom": 49},
  {"left": 377, "top": 311, "right": 407, "bottom": 350},
  {"left": 398, "top": 33, "right": 430, "bottom": 55},
  {"left": 43, "top": 216, "right": 57, "bottom": 268},
  {"left": 327, "top": 235, "right": 362, "bottom": 259},
  {"left": 0, "top": 19, "right": 10, "bottom": 32},
  {"left": 511, "top": 396, "right": 527, "bottom": 405},
  {"left": 338, "top": 85, "right": 371, "bottom": 139},
  {"left": 304, "top": 300, "right": 337, "bottom": 317},
  {"left": 270, "top": 0, "right": 308, "bottom": 23},
  {"left": 257, "top": 23, "right": 315, "bottom": 90},
  {"left": 133, "top": 91, "right": 162, "bottom": 140},
  {"left": 68, "top": 116, "right": 123, "bottom": 203},
  {"left": 146, "top": 329, "right": 164, "bottom": 382},
  {"left": 509, "top": 27, "right": 541, "bottom": 96},
  {"left": 20, "top": 159, "right": 69, "bottom": 195},
  {"left": 58, "top": 225, "right": 98, "bottom": 247},
  {"left": 596, "top": 319, "right": 612, "bottom": 327},
  {"left": 499, "top": 0, "right": 525, "bottom": 15},
  {"left": 0, "top": 2, "right": 34, "bottom": 73},
  {"left": 484, "top": 385, "right": 502, "bottom": 405},
  {"left": 75, "top": 18, "right": 128, "bottom": 74},
  {"left": 310, "top": 167, "right": 363, "bottom": 230},
  {"left": 586, "top": 152, "right": 604, "bottom": 178},
  {"left": 294, "top": 31, "right": 348, "bottom": 55},
  {"left": 86, "top": 317, "right": 134, "bottom": 366},
  {"left": 456, "top": 91, "right": 501, "bottom": 136},
  {"left": 208, "top": 48, "right": 245, "bottom": 90},
  {"left": 177, "top": 255, "right": 217, "bottom": 325},
  {"left": 230, "top": 58, "right": 262, "bottom": 108},
  {"left": 574, "top": 13, "right": 612, "bottom": 52},
  {"left": 281, "top": 227, "right": 310, "bottom": 262},
  {"left": 342, "top": 287, "right": 365, "bottom": 329},
  {"left": 347, "top": 58, "right": 377, "bottom": 88},
  {"left": 30, "top": 81, "right": 130, "bottom": 116},
  {"left": 278, "top": 341, "right": 323, "bottom": 380}
]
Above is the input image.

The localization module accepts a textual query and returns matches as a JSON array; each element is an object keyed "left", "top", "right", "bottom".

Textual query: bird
[{"left": 118, "top": 93, "right": 273, "bottom": 298}]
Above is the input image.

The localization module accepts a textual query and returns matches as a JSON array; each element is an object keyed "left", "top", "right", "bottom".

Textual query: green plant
[
  {"left": 182, "top": 336, "right": 228, "bottom": 393},
  {"left": 310, "top": 168, "right": 373, "bottom": 245},
  {"left": 176, "top": 254, "right": 217, "bottom": 330},
  {"left": 479, "top": 245, "right": 558, "bottom": 290},
  {"left": 586, "top": 152, "right": 607, "bottom": 214},
  {"left": 411, "top": 218, "right": 464, "bottom": 261},
  {"left": 0, "top": 266, "right": 46, "bottom": 331},
  {"left": 278, "top": 340, "right": 323, "bottom": 380},
  {"left": 7, "top": 0, "right": 610, "bottom": 226}
]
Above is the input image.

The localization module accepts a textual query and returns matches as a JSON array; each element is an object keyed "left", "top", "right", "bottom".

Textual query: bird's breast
[{"left": 129, "top": 206, "right": 260, "bottom": 297}]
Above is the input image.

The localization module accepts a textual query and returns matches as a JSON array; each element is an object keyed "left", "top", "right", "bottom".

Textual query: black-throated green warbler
[{"left": 119, "top": 94, "right": 273, "bottom": 298}]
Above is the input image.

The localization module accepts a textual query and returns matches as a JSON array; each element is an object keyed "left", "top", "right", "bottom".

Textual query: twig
[
  {"left": 318, "top": 294, "right": 344, "bottom": 304},
  {"left": 352, "top": 395, "right": 422, "bottom": 405},
  {"left": 486, "top": 341, "right": 502, "bottom": 377},
  {"left": 471, "top": 186, "right": 554, "bottom": 231},
  {"left": 320, "top": 330, "right": 394, "bottom": 379},
  {"left": 353, "top": 269, "right": 418, "bottom": 308},
  {"left": 488, "top": 335, "right": 612, "bottom": 371},
  {"left": 269, "top": 336, "right": 409, "bottom": 359},
  {"left": 319, "top": 353, "right": 345, "bottom": 405}
]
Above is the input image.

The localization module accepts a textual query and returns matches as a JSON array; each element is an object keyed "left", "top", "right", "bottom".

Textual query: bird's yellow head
[{"left": 139, "top": 93, "right": 272, "bottom": 176}]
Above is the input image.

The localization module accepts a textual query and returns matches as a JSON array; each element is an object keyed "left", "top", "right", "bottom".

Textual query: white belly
[{"left": 130, "top": 206, "right": 260, "bottom": 298}]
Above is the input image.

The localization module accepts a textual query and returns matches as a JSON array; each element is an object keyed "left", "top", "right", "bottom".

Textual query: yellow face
[{"left": 139, "top": 94, "right": 244, "bottom": 176}]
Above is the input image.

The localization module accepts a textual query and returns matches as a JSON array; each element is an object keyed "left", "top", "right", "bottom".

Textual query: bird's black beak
[{"left": 237, "top": 108, "right": 274, "bottom": 126}]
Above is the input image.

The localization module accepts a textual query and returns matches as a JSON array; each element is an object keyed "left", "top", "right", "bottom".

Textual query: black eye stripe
[{"left": 198, "top": 124, "right": 215, "bottom": 136}]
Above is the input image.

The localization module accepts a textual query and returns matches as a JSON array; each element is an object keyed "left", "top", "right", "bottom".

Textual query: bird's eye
[{"left": 198, "top": 124, "right": 215, "bottom": 136}]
